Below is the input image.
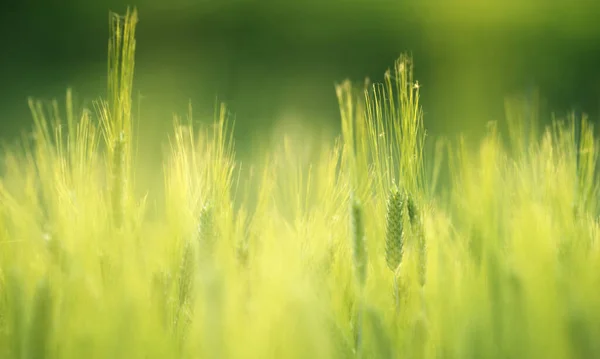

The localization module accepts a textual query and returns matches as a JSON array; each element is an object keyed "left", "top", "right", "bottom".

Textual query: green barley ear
[
  {"left": 406, "top": 195, "right": 418, "bottom": 225},
  {"left": 198, "top": 203, "right": 216, "bottom": 259},
  {"left": 177, "top": 240, "right": 196, "bottom": 310},
  {"left": 350, "top": 195, "right": 367, "bottom": 287},
  {"left": 102, "top": 9, "right": 137, "bottom": 229},
  {"left": 175, "top": 239, "right": 197, "bottom": 338},
  {"left": 407, "top": 195, "right": 427, "bottom": 287},
  {"left": 385, "top": 188, "right": 404, "bottom": 272},
  {"left": 27, "top": 278, "right": 53, "bottom": 359},
  {"left": 350, "top": 193, "right": 367, "bottom": 358}
]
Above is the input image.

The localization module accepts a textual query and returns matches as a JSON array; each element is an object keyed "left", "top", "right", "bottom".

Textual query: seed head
[
  {"left": 415, "top": 222, "right": 427, "bottom": 287},
  {"left": 385, "top": 189, "right": 405, "bottom": 272},
  {"left": 198, "top": 203, "right": 216, "bottom": 259},
  {"left": 407, "top": 196, "right": 426, "bottom": 286},
  {"left": 178, "top": 240, "right": 196, "bottom": 309},
  {"left": 350, "top": 195, "right": 367, "bottom": 286},
  {"left": 407, "top": 195, "right": 418, "bottom": 226}
]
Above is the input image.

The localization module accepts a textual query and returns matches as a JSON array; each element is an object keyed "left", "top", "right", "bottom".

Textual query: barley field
[{"left": 1, "top": 9, "right": 599, "bottom": 359}]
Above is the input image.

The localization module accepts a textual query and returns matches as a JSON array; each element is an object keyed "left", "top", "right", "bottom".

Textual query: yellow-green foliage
[{"left": 1, "top": 8, "right": 600, "bottom": 359}]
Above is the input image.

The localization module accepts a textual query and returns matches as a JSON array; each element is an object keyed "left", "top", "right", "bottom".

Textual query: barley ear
[
  {"left": 406, "top": 195, "right": 418, "bottom": 225},
  {"left": 407, "top": 195, "right": 426, "bottom": 287},
  {"left": 198, "top": 203, "right": 216, "bottom": 260},
  {"left": 385, "top": 188, "right": 404, "bottom": 273},
  {"left": 350, "top": 196, "right": 367, "bottom": 359},
  {"left": 350, "top": 195, "right": 367, "bottom": 287},
  {"left": 178, "top": 240, "right": 196, "bottom": 309},
  {"left": 175, "top": 239, "right": 197, "bottom": 336}
]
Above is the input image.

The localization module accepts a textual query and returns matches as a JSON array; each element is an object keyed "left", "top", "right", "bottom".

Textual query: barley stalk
[
  {"left": 365, "top": 306, "right": 394, "bottom": 359},
  {"left": 111, "top": 131, "right": 126, "bottom": 228},
  {"left": 350, "top": 194, "right": 367, "bottom": 357},
  {"left": 350, "top": 195, "right": 367, "bottom": 287},
  {"left": 27, "top": 278, "right": 53, "bottom": 359},
  {"left": 6, "top": 272, "right": 25, "bottom": 359}
]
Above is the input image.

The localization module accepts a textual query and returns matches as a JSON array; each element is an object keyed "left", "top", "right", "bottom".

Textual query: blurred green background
[{"left": 1, "top": 0, "right": 600, "bottom": 153}]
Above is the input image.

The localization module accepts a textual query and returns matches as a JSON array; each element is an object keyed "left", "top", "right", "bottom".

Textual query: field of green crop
[{"left": 1, "top": 9, "right": 600, "bottom": 359}]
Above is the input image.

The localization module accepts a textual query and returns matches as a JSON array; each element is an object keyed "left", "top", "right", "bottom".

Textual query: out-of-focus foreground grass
[{"left": 2, "top": 8, "right": 600, "bottom": 359}]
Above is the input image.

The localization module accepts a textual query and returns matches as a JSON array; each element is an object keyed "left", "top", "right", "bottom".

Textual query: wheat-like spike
[
  {"left": 385, "top": 188, "right": 404, "bottom": 272},
  {"left": 417, "top": 228, "right": 427, "bottom": 287},
  {"left": 350, "top": 195, "right": 367, "bottom": 287},
  {"left": 177, "top": 240, "right": 196, "bottom": 309},
  {"left": 407, "top": 195, "right": 427, "bottom": 287},
  {"left": 407, "top": 195, "right": 418, "bottom": 226},
  {"left": 173, "top": 238, "right": 197, "bottom": 342},
  {"left": 350, "top": 193, "right": 367, "bottom": 359},
  {"left": 198, "top": 203, "right": 216, "bottom": 259}
]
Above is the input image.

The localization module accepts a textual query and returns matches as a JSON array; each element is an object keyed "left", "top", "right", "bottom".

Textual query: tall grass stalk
[{"left": 349, "top": 195, "right": 367, "bottom": 357}]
